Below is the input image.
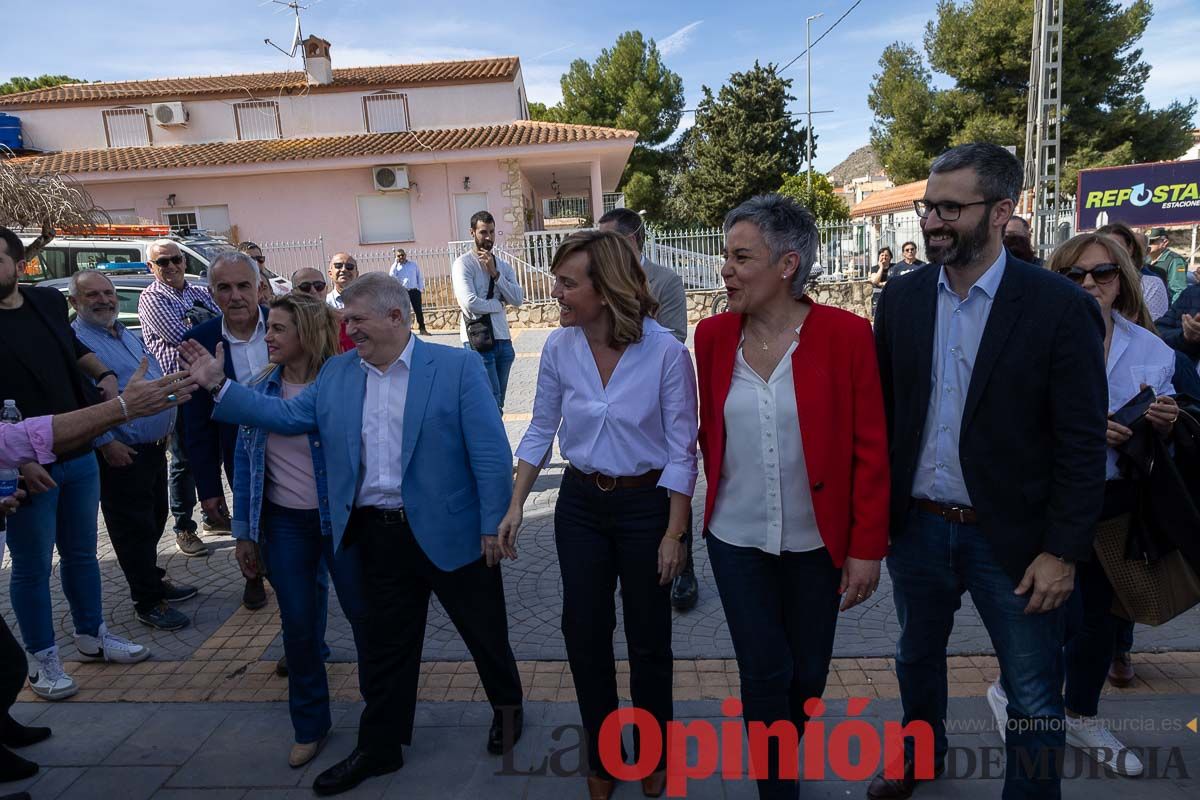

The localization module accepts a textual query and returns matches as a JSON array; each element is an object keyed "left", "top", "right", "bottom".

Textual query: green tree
[
  {"left": 868, "top": 0, "right": 1195, "bottom": 187},
  {"left": 778, "top": 172, "right": 851, "bottom": 222},
  {"left": 672, "top": 63, "right": 809, "bottom": 227},
  {"left": 0, "top": 75, "right": 84, "bottom": 95},
  {"left": 534, "top": 31, "right": 685, "bottom": 221}
]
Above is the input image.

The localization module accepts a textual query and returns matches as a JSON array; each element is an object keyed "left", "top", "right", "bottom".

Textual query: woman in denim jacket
[{"left": 231, "top": 292, "right": 367, "bottom": 768}]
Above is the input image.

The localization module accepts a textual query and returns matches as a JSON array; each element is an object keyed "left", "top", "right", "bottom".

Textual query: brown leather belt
[
  {"left": 566, "top": 465, "right": 662, "bottom": 492},
  {"left": 914, "top": 499, "right": 978, "bottom": 525}
]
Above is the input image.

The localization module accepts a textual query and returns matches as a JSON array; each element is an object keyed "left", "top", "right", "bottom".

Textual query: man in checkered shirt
[{"left": 137, "top": 239, "right": 219, "bottom": 557}]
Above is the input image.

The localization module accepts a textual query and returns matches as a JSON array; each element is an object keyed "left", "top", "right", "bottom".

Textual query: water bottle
[{"left": 0, "top": 400, "right": 22, "bottom": 498}]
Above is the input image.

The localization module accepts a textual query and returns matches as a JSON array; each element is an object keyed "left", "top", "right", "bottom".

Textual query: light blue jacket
[
  {"left": 231, "top": 365, "right": 332, "bottom": 543},
  {"left": 213, "top": 337, "right": 513, "bottom": 569}
]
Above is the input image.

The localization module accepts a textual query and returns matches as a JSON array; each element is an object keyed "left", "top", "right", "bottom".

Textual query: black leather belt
[
  {"left": 566, "top": 465, "right": 662, "bottom": 492},
  {"left": 357, "top": 506, "right": 409, "bottom": 525},
  {"left": 914, "top": 499, "right": 978, "bottom": 525}
]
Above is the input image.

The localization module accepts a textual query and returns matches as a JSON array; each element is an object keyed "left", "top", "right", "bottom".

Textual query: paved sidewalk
[{"left": 3, "top": 695, "right": 1197, "bottom": 798}]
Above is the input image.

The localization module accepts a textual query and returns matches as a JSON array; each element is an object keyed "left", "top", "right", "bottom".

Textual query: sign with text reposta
[{"left": 1076, "top": 159, "right": 1200, "bottom": 230}]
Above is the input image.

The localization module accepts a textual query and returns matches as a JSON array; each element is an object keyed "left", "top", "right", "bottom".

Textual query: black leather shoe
[
  {"left": 487, "top": 707, "right": 523, "bottom": 755},
  {"left": 0, "top": 715, "right": 49, "bottom": 749},
  {"left": 0, "top": 745, "right": 38, "bottom": 783},
  {"left": 242, "top": 577, "right": 267, "bottom": 611},
  {"left": 671, "top": 569, "right": 699, "bottom": 611},
  {"left": 866, "top": 756, "right": 945, "bottom": 799},
  {"left": 275, "top": 655, "right": 289, "bottom": 677},
  {"left": 313, "top": 748, "right": 403, "bottom": 796}
]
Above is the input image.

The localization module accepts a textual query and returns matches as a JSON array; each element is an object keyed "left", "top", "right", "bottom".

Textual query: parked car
[{"left": 41, "top": 268, "right": 209, "bottom": 340}]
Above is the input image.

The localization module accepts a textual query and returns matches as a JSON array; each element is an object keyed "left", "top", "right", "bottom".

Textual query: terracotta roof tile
[
  {"left": 850, "top": 179, "right": 927, "bottom": 217},
  {"left": 0, "top": 58, "right": 520, "bottom": 107},
  {"left": 9, "top": 121, "right": 638, "bottom": 175}
]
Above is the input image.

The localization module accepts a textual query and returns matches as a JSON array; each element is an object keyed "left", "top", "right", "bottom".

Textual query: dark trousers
[
  {"left": 354, "top": 511, "right": 522, "bottom": 757},
  {"left": 408, "top": 289, "right": 426, "bottom": 331},
  {"left": 167, "top": 429, "right": 197, "bottom": 532},
  {"left": 706, "top": 535, "right": 841, "bottom": 800},
  {"left": 889, "top": 509, "right": 1066, "bottom": 800},
  {"left": 1114, "top": 619, "right": 1135, "bottom": 655},
  {"left": 97, "top": 441, "right": 169, "bottom": 613},
  {"left": 555, "top": 472, "right": 673, "bottom": 779}
]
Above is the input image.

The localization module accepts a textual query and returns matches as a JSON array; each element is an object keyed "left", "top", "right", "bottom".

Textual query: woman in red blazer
[{"left": 696, "top": 194, "right": 890, "bottom": 800}]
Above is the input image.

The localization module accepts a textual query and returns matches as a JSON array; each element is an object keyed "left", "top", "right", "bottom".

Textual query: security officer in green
[{"left": 1147, "top": 227, "right": 1189, "bottom": 302}]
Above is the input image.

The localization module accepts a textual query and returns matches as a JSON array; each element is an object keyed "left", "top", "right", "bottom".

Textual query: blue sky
[{"left": 1, "top": 0, "right": 1195, "bottom": 172}]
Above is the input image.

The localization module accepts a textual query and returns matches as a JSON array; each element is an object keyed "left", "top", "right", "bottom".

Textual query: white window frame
[
  {"left": 363, "top": 92, "right": 410, "bottom": 133},
  {"left": 356, "top": 193, "right": 415, "bottom": 244},
  {"left": 103, "top": 107, "right": 152, "bottom": 148},
  {"left": 234, "top": 101, "right": 282, "bottom": 141}
]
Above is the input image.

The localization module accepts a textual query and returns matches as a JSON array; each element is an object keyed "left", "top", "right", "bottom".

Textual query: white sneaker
[
  {"left": 986, "top": 680, "right": 1009, "bottom": 742},
  {"left": 74, "top": 624, "right": 151, "bottom": 664},
  {"left": 26, "top": 646, "right": 78, "bottom": 700},
  {"left": 1066, "top": 714, "right": 1144, "bottom": 776}
]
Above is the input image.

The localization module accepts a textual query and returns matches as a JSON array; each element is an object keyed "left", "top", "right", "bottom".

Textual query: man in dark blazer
[
  {"left": 869, "top": 145, "right": 1108, "bottom": 800},
  {"left": 180, "top": 251, "right": 270, "bottom": 611}
]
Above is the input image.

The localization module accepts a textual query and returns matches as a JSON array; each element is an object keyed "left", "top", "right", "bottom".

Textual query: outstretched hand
[{"left": 178, "top": 340, "right": 227, "bottom": 391}]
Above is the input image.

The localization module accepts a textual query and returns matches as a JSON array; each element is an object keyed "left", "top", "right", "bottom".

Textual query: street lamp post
[{"left": 806, "top": 13, "right": 824, "bottom": 197}]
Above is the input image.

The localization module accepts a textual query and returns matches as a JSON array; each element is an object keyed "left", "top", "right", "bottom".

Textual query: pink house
[{"left": 3, "top": 36, "right": 636, "bottom": 267}]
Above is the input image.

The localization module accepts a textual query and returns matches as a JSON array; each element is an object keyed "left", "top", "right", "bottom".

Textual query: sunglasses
[
  {"left": 296, "top": 281, "right": 327, "bottom": 293},
  {"left": 1057, "top": 263, "right": 1121, "bottom": 285},
  {"left": 331, "top": 262, "right": 357, "bottom": 271},
  {"left": 250, "top": 255, "right": 266, "bottom": 264},
  {"left": 153, "top": 255, "right": 184, "bottom": 267}
]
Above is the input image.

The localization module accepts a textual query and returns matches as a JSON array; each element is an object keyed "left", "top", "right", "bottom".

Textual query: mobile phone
[{"left": 1111, "top": 386, "right": 1155, "bottom": 428}]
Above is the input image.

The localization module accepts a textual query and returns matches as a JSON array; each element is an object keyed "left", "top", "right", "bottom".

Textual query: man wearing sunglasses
[
  {"left": 870, "top": 143, "right": 1108, "bottom": 800},
  {"left": 326, "top": 253, "right": 358, "bottom": 310},
  {"left": 294, "top": 267, "right": 355, "bottom": 352},
  {"left": 137, "top": 240, "right": 221, "bottom": 556}
]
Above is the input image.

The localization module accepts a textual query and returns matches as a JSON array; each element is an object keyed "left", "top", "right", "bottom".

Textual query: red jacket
[{"left": 695, "top": 302, "right": 890, "bottom": 566}]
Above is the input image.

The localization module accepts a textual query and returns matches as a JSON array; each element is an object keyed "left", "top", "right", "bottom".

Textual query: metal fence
[{"left": 260, "top": 237, "right": 325, "bottom": 278}]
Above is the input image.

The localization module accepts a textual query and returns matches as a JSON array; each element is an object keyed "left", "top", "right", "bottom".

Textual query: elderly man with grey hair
[
  {"left": 693, "top": 193, "right": 889, "bottom": 800},
  {"left": 179, "top": 270, "right": 524, "bottom": 796},
  {"left": 70, "top": 270, "right": 196, "bottom": 632},
  {"left": 179, "top": 251, "right": 271, "bottom": 611},
  {"left": 136, "top": 238, "right": 221, "bottom": 551}
]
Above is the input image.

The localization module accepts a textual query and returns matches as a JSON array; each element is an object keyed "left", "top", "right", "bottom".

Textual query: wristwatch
[{"left": 208, "top": 377, "right": 227, "bottom": 399}]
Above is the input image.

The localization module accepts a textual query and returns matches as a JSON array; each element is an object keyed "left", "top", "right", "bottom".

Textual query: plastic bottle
[{"left": 0, "top": 400, "right": 22, "bottom": 498}]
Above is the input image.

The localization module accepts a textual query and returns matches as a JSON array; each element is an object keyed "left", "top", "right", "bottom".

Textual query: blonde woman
[
  {"left": 987, "top": 233, "right": 1177, "bottom": 777},
  {"left": 230, "top": 293, "right": 367, "bottom": 768},
  {"left": 498, "top": 230, "right": 698, "bottom": 800}
]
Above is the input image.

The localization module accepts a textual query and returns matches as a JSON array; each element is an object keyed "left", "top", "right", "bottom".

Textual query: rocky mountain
[{"left": 828, "top": 145, "right": 885, "bottom": 185}]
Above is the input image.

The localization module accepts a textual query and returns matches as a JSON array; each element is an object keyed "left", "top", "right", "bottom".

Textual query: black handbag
[{"left": 465, "top": 276, "right": 497, "bottom": 352}]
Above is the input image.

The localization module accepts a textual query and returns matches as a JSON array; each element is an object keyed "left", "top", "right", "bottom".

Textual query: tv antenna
[{"left": 263, "top": 0, "right": 322, "bottom": 58}]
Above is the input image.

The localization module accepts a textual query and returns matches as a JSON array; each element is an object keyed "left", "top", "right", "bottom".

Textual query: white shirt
[
  {"left": 1140, "top": 274, "right": 1169, "bottom": 321},
  {"left": 452, "top": 251, "right": 525, "bottom": 342},
  {"left": 326, "top": 288, "right": 346, "bottom": 310},
  {"left": 390, "top": 259, "right": 425, "bottom": 292},
  {"left": 356, "top": 335, "right": 415, "bottom": 508},
  {"left": 514, "top": 318, "right": 698, "bottom": 496},
  {"left": 221, "top": 311, "right": 269, "bottom": 384},
  {"left": 708, "top": 340, "right": 823, "bottom": 554},
  {"left": 1105, "top": 312, "right": 1175, "bottom": 480}
]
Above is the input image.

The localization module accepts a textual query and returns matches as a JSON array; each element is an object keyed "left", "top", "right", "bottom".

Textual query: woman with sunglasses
[
  {"left": 1096, "top": 222, "right": 1170, "bottom": 321},
  {"left": 986, "top": 232, "right": 1176, "bottom": 776},
  {"left": 230, "top": 292, "right": 367, "bottom": 768}
]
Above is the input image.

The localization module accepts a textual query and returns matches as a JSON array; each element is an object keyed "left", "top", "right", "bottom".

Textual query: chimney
[{"left": 302, "top": 35, "right": 333, "bottom": 86}]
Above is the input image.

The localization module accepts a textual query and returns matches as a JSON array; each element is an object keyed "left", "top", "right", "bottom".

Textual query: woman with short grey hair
[{"left": 694, "top": 193, "right": 890, "bottom": 799}]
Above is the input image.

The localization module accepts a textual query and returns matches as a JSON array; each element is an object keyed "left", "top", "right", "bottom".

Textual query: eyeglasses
[
  {"left": 913, "top": 198, "right": 1000, "bottom": 221},
  {"left": 331, "top": 262, "right": 357, "bottom": 271},
  {"left": 1057, "top": 263, "right": 1121, "bottom": 285},
  {"left": 153, "top": 255, "right": 184, "bottom": 267},
  {"left": 296, "top": 281, "right": 327, "bottom": 293},
  {"left": 250, "top": 255, "right": 266, "bottom": 264}
]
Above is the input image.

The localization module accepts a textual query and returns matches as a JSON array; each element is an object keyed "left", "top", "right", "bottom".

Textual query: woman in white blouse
[
  {"left": 987, "top": 232, "right": 1178, "bottom": 777},
  {"left": 498, "top": 230, "right": 697, "bottom": 800}
]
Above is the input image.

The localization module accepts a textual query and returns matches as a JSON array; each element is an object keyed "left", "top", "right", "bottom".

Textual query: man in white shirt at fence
[
  {"left": 452, "top": 212, "right": 525, "bottom": 411},
  {"left": 326, "top": 252, "right": 358, "bottom": 310},
  {"left": 390, "top": 249, "right": 429, "bottom": 336}
]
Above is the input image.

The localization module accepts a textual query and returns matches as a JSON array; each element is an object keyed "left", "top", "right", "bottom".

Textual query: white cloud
[{"left": 658, "top": 21, "right": 705, "bottom": 56}]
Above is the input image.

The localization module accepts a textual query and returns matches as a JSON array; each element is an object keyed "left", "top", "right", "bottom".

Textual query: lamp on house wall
[
  {"left": 167, "top": 193, "right": 176, "bottom": 207},
  {"left": 463, "top": 177, "right": 470, "bottom": 190}
]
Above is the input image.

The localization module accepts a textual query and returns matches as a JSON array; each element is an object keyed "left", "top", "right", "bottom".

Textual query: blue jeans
[
  {"left": 6, "top": 454, "right": 104, "bottom": 653},
  {"left": 463, "top": 339, "right": 515, "bottom": 410},
  {"left": 889, "top": 509, "right": 1066, "bottom": 800},
  {"left": 261, "top": 502, "right": 368, "bottom": 743},
  {"left": 706, "top": 536, "right": 841, "bottom": 800}
]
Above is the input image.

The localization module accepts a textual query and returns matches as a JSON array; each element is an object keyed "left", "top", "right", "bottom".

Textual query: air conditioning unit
[
  {"left": 372, "top": 165, "right": 410, "bottom": 192},
  {"left": 151, "top": 102, "right": 188, "bottom": 126}
]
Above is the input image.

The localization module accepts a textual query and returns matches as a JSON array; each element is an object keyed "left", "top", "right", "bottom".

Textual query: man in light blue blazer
[{"left": 180, "top": 273, "right": 524, "bottom": 797}]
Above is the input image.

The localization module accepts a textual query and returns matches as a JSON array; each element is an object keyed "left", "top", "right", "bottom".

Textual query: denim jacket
[{"left": 232, "top": 365, "right": 332, "bottom": 542}]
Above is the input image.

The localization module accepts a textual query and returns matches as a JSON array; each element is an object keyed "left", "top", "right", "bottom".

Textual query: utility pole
[
  {"left": 806, "top": 13, "right": 823, "bottom": 196},
  {"left": 1021, "top": 0, "right": 1063, "bottom": 253}
]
